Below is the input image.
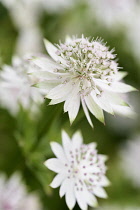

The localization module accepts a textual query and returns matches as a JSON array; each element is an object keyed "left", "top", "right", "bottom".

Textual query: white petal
[
  {"left": 81, "top": 98, "right": 93, "bottom": 128},
  {"left": 44, "top": 158, "right": 64, "bottom": 173},
  {"left": 99, "top": 91, "right": 123, "bottom": 106},
  {"left": 64, "top": 85, "right": 80, "bottom": 124},
  {"left": 86, "top": 166, "right": 101, "bottom": 173},
  {"left": 99, "top": 176, "right": 110, "bottom": 187},
  {"left": 50, "top": 173, "right": 66, "bottom": 188},
  {"left": 111, "top": 82, "right": 136, "bottom": 93},
  {"left": 30, "top": 56, "right": 61, "bottom": 72},
  {"left": 47, "top": 82, "right": 73, "bottom": 100},
  {"left": 115, "top": 72, "right": 128, "bottom": 81},
  {"left": 85, "top": 94, "right": 104, "bottom": 123},
  {"left": 44, "top": 39, "right": 65, "bottom": 64},
  {"left": 59, "top": 178, "right": 69, "bottom": 197},
  {"left": 50, "top": 142, "right": 66, "bottom": 162},
  {"left": 112, "top": 104, "right": 136, "bottom": 118},
  {"left": 72, "top": 131, "right": 83, "bottom": 151},
  {"left": 75, "top": 190, "right": 88, "bottom": 210},
  {"left": 31, "top": 70, "right": 69, "bottom": 80},
  {"left": 93, "top": 187, "right": 108, "bottom": 198},
  {"left": 82, "top": 187, "right": 98, "bottom": 208},
  {"left": 65, "top": 179, "right": 76, "bottom": 210},
  {"left": 91, "top": 92, "right": 114, "bottom": 115},
  {"left": 34, "top": 81, "right": 59, "bottom": 90},
  {"left": 98, "top": 155, "right": 108, "bottom": 162},
  {"left": 49, "top": 97, "right": 66, "bottom": 105},
  {"left": 62, "top": 130, "right": 72, "bottom": 160},
  {"left": 44, "top": 39, "right": 59, "bottom": 61},
  {"left": 95, "top": 79, "right": 136, "bottom": 93}
]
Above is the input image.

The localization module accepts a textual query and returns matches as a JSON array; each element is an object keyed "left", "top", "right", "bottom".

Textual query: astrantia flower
[
  {"left": 45, "top": 130, "right": 109, "bottom": 210},
  {"left": 0, "top": 173, "right": 42, "bottom": 210},
  {"left": 0, "top": 56, "right": 44, "bottom": 115},
  {"left": 120, "top": 135, "right": 140, "bottom": 188},
  {"left": 31, "top": 36, "right": 136, "bottom": 127}
]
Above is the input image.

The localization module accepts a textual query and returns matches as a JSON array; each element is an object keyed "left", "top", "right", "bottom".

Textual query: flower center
[{"left": 56, "top": 37, "right": 119, "bottom": 96}]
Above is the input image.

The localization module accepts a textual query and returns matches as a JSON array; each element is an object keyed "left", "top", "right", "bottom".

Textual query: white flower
[
  {"left": 0, "top": 56, "right": 44, "bottom": 115},
  {"left": 87, "top": 0, "right": 136, "bottom": 28},
  {"left": 45, "top": 130, "right": 110, "bottom": 210},
  {"left": 0, "top": 173, "right": 42, "bottom": 210},
  {"left": 31, "top": 36, "right": 136, "bottom": 127},
  {"left": 120, "top": 135, "right": 140, "bottom": 188}
]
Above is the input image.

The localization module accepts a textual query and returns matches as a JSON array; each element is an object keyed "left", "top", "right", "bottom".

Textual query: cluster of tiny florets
[
  {"left": 55, "top": 37, "right": 119, "bottom": 96},
  {"left": 64, "top": 143, "right": 106, "bottom": 193}
]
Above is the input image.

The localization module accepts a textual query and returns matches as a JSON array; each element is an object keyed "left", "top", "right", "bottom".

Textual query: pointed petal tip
[
  {"left": 99, "top": 116, "right": 105, "bottom": 124},
  {"left": 50, "top": 141, "right": 53, "bottom": 145},
  {"left": 61, "top": 129, "right": 67, "bottom": 136},
  {"left": 43, "top": 38, "right": 53, "bottom": 50},
  {"left": 104, "top": 155, "right": 109, "bottom": 162},
  {"left": 107, "top": 180, "right": 111, "bottom": 186},
  {"left": 43, "top": 160, "right": 48, "bottom": 167},
  {"left": 59, "top": 193, "right": 63, "bottom": 198},
  {"left": 48, "top": 101, "right": 54, "bottom": 105},
  {"left": 69, "top": 118, "right": 74, "bottom": 126},
  {"left": 91, "top": 123, "right": 94, "bottom": 129},
  {"left": 93, "top": 200, "right": 98, "bottom": 208},
  {"left": 132, "top": 87, "right": 138, "bottom": 91},
  {"left": 104, "top": 194, "right": 108, "bottom": 199},
  {"left": 50, "top": 183, "right": 55, "bottom": 188},
  {"left": 73, "top": 130, "right": 82, "bottom": 137},
  {"left": 50, "top": 141, "right": 57, "bottom": 153},
  {"left": 43, "top": 38, "right": 48, "bottom": 45}
]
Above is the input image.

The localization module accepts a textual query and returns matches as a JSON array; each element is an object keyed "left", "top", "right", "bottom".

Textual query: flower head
[
  {"left": 32, "top": 36, "right": 136, "bottom": 127},
  {"left": 0, "top": 56, "right": 44, "bottom": 115},
  {"left": 0, "top": 173, "right": 41, "bottom": 210},
  {"left": 45, "top": 130, "right": 109, "bottom": 210}
]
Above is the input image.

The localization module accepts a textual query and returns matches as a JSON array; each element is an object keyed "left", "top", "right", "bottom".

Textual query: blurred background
[{"left": 0, "top": 0, "right": 140, "bottom": 209}]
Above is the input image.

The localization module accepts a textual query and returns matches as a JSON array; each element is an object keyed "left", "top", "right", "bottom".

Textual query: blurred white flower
[
  {"left": 0, "top": 0, "right": 43, "bottom": 55},
  {"left": 16, "top": 28, "right": 42, "bottom": 56},
  {"left": 0, "top": 0, "right": 77, "bottom": 55},
  {"left": 0, "top": 0, "right": 76, "bottom": 15},
  {"left": 0, "top": 173, "right": 42, "bottom": 210},
  {"left": 0, "top": 56, "right": 44, "bottom": 115},
  {"left": 120, "top": 135, "right": 140, "bottom": 188},
  {"left": 45, "top": 130, "right": 109, "bottom": 210},
  {"left": 42, "top": 0, "right": 75, "bottom": 13},
  {"left": 87, "top": 0, "right": 136, "bottom": 28},
  {"left": 31, "top": 36, "right": 135, "bottom": 127}
]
